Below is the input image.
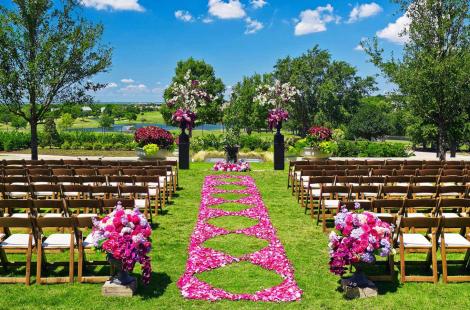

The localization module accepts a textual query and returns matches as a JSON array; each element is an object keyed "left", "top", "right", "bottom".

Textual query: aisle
[{"left": 177, "top": 174, "right": 302, "bottom": 302}]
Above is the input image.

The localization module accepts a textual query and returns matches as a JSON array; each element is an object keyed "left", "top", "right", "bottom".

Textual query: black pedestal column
[
  {"left": 178, "top": 123, "right": 190, "bottom": 170},
  {"left": 273, "top": 123, "right": 285, "bottom": 170}
]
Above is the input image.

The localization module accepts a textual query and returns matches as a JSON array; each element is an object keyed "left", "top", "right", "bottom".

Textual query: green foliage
[
  {"left": 335, "top": 140, "right": 411, "bottom": 157},
  {"left": 0, "top": 0, "right": 112, "bottom": 159},
  {"left": 191, "top": 134, "right": 271, "bottom": 152},
  {"left": 347, "top": 99, "right": 392, "bottom": 140},
  {"left": 364, "top": 0, "right": 470, "bottom": 159},
  {"left": 57, "top": 113, "right": 75, "bottom": 131},
  {"left": 163, "top": 58, "right": 225, "bottom": 125},
  {"left": 274, "top": 45, "right": 376, "bottom": 134},
  {"left": 0, "top": 131, "right": 30, "bottom": 151},
  {"left": 10, "top": 116, "right": 27, "bottom": 129},
  {"left": 143, "top": 144, "right": 160, "bottom": 156},
  {"left": 58, "top": 132, "right": 135, "bottom": 150},
  {"left": 41, "top": 118, "right": 62, "bottom": 148},
  {"left": 99, "top": 114, "right": 115, "bottom": 129}
]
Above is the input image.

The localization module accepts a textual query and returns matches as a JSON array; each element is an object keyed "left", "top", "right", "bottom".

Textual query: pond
[{"left": 69, "top": 123, "right": 225, "bottom": 133}]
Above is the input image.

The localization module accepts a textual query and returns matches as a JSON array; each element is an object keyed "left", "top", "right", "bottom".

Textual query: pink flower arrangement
[
  {"left": 177, "top": 175, "right": 302, "bottom": 302},
  {"left": 268, "top": 109, "right": 289, "bottom": 130},
  {"left": 307, "top": 126, "right": 333, "bottom": 142},
  {"left": 172, "top": 108, "right": 196, "bottom": 132},
  {"left": 90, "top": 202, "right": 153, "bottom": 285},
  {"left": 213, "top": 160, "right": 251, "bottom": 172},
  {"left": 328, "top": 203, "right": 394, "bottom": 276},
  {"left": 134, "top": 126, "right": 175, "bottom": 149}
]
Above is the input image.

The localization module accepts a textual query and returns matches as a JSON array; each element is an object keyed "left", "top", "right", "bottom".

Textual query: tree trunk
[
  {"left": 450, "top": 140, "right": 457, "bottom": 158},
  {"left": 437, "top": 125, "right": 446, "bottom": 160},
  {"left": 30, "top": 120, "right": 38, "bottom": 160}
]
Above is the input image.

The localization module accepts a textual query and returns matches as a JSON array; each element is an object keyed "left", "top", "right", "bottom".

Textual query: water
[{"left": 69, "top": 123, "right": 225, "bottom": 133}]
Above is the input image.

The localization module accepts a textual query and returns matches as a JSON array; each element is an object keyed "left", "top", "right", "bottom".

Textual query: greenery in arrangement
[
  {"left": 143, "top": 144, "right": 160, "bottom": 157},
  {"left": 363, "top": 0, "right": 470, "bottom": 159},
  {"left": 0, "top": 0, "right": 112, "bottom": 160}
]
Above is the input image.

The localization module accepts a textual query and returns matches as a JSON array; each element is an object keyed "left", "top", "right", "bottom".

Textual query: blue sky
[{"left": 71, "top": 1, "right": 407, "bottom": 102}]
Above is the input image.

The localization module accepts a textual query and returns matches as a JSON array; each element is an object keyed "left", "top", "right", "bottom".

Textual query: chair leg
[
  {"left": 36, "top": 241, "right": 43, "bottom": 285},
  {"left": 25, "top": 245, "right": 32, "bottom": 286},
  {"left": 399, "top": 237, "right": 406, "bottom": 283},
  {"left": 69, "top": 236, "right": 74, "bottom": 283},
  {"left": 441, "top": 245, "right": 448, "bottom": 284},
  {"left": 78, "top": 242, "right": 84, "bottom": 283},
  {"left": 431, "top": 235, "right": 438, "bottom": 284}
]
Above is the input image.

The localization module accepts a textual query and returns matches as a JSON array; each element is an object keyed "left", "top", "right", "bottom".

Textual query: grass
[
  {"left": 202, "top": 234, "right": 269, "bottom": 257},
  {"left": 0, "top": 162, "right": 469, "bottom": 309}
]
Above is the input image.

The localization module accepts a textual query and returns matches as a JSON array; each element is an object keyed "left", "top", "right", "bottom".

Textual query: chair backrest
[
  {"left": 102, "top": 199, "right": 135, "bottom": 211},
  {"left": 28, "top": 168, "right": 51, "bottom": 176},
  {"left": 437, "top": 198, "right": 470, "bottom": 215},
  {"left": 371, "top": 169, "right": 395, "bottom": 176},
  {"left": 385, "top": 176, "right": 411, "bottom": 185},
  {"left": 3, "top": 184, "right": 31, "bottom": 197},
  {"left": 403, "top": 198, "right": 437, "bottom": 215},
  {"left": 80, "top": 175, "right": 107, "bottom": 185},
  {"left": 75, "top": 216, "right": 94, "bottom": 229},
  {"left": 350, "top": 185, "right": 380, "bottom": 197},
  {"left": 438, "top": 185, "right": 467, "bottom": 197},
  {"left": 0, "top": 199, "right": 34, "bottom": 216},
  {"left": 309, "top": 176, "right": 335, "bottom": 186},
  {"left": 320, "top": 185, "right": 350, "bottom": 197},
  {"left": 335, "top": 176, "right": 361, "bottom": 185},
  {"left": 380, "top": 185, "right": 410, "bottom": 198},
  {"left": 146, "top": 168, "right": 167, "bottom": 176},
  {"left": 0, "top": 216, "right": 34, "bottom": 228},
  {"left": 35, "top": 217, "right": 75, "bottom": 231},
  {"left": 440, "top": 217, "right": 470, "bottom": 230},
  {"left": 56, "top": 176, "right": 80, "bottom": 185},
  {"left": 97, "top": 168, "right": 121, "bottom": 176},
  {"left": 396, "top": 169, "right": 418, "bottom": 176},
  {"left": 30, "top": 184, "right": 62, "bottom": 199},
  {"left": 361, "top": 176, "right": 386, "bottom": 185},
  {"left": 119, "top": 185, "right": 149, "bottom": 196},
  {"left": 372, "top": 199, "right": 404, "bottom": 214},
  {"left": 3, "top": 176, "right": 28, "bottom": 184},
  {"left": 3, "top": 168, "right": 27, "bottom": 176},
  {"left": 121, "top": 168, "right": 147, "bottom": 176},
  {"left": 341, "top": 201, "right": 373, "bottom": 211},
  {"left": 400, "top": 217, "right": 440, "bottom": 229},
  {"left": 412, "top": 176, "right": 438, "bottom": 185},
  {"left": 441, "top": 169, "right": 466, "bottom": 176},
  {"left": 29, "top": 175, "right": 58, "bottom": 184},
  {"left": 65, "top": 199, "right": 102, "bottom": 216},
  {"left": 301, "top": 170, "right": 324, "bottom": 177},
  {"left": 419, "top": 169, "right": 441, "bottom": 176},
  {"left": 74, "top": 168, "right": 97, "bottom": 176},
  {"left": 32, "top": 199, "right": 65, "bottom": 215},
  {"left": 409, "top": 185, "right": 438, "bottom": 198},
  {"left": 90, "top": 185, "right": 119, "bottom": 195},
  {"left": 438, "top": 176, "right": 466, "bottom": 185},
  {"left": 61, "top": 184, "right": 91, "bottom": 195},
  {"left": 347, "top": 169, "right": 370, "bottom": 177},
  {"left": 52, "top": 168, "right": 74, "bottom": 176}
]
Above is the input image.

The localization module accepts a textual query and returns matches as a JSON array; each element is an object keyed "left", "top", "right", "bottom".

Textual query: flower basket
[
  {"left": 135, "top": 147, "right": 172, "bottom": 160},
  {"left": 303, "top": 146, "right": 331, "bottom": 159}
]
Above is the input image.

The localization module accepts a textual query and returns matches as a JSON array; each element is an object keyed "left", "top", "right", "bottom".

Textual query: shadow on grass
[{"left": 138, "top": 272, "right": 172, "bottom": 299}]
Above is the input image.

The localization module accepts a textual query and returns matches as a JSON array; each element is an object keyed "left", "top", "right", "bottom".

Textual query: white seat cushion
[
  {"left": 77, "top": 213, "right": 98, "bottom": 218},
  {"left": 310, "top": 189, "right": 321, "bottom": 197},
  {"left": 441, "top": 213, "right": 460, "bottom": 218},
  {"left": 149, "top": 188, "right": 158, "bottom": 196},
  {"left": 7, "top": 192, "right": 28, "bottom": 198},
  {"left": 35, "top": 191, "right": 54, "bottom": 197},
  {"left": 11, "top": 213, "right": 29, "bottom": 218},
  {"left": 43, "top": 234, "right": 75, "bottom": 248},
  {"left": 41, "top": 213, "right": 63, "bottom": 218},
  {"left": 0, "top": 234, "right": 34, "bottom": 248},
  {"left": 373, "top": 213, "right": 393, "bottom": 218},
  {"left": 323, "top": 200, "right": 340, "bottom": 209},
  {"left": 301, "top": 176, "right": 309, "bottom": 182},
  {"left": 402, "top": 234, "right": 432, "bottom": 248},
  {"left": 63, "top": 192, "right": 79, "bottom": 197},
  {"left": 440, "top": 233, "right": 470, "bottom": 247},
  {"left": 135, "top": 199, "right": 147, "bottom": 209},
  {"left": 406, "top": 213, "right": 427, "bottom": 218}
]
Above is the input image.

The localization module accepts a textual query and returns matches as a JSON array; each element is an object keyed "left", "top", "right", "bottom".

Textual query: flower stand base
[
  {"left": 102, "top": 279, "right": 137, "bottom": 297},
  {"left": 340, "top": 275, "right": 377, "bottom": 299}
]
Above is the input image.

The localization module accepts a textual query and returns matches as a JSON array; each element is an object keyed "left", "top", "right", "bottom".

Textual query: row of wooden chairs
[
  {"left": 288, "top": 159, "right": 470, "bottom": 167},
  {"left": 0, "top": 183, "right": 159, "bottom": 219},
  {"left": 0, "top": 204, "right": 135, "bottom": 285},
  {"left": 339, "top": 201, "right": 470, "bottom": 284},
  {"left": 1, "top": 159, "right": 177, "bottom": 167}
]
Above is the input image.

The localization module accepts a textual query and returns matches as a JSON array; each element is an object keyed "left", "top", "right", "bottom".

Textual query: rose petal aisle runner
[{"left": 177, "top": 175, "right": 302, "bottom": 302}]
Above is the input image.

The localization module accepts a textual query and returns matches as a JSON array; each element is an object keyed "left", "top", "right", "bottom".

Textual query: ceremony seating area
[
  {"left": 289, "top": 159, "right": 470, "bottom": 283},
  {"left": 0, "top": 159, "right": 180, "bottom": 285}
]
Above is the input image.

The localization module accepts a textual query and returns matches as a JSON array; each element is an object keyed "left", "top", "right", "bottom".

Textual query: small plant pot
[
  {"left": 302, "top": 147, "right": 331, "bottom": 159},
  {"left": 136, "top": 147, "right": 172, "bottom": 160}
]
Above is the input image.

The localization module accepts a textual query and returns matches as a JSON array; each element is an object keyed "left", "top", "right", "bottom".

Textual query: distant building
[{"left": 81, "top": 106, "right": 92, "bottom": 112}]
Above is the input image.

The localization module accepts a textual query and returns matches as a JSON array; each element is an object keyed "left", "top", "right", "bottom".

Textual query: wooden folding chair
[
  {"left": 317, "top": 185, "right": 350, "bottom": 232},
  {"left": 287, "top": 161, "right": 308, "bottom": 188},
  {"left": 2, "top": 176, "right": 29, "bottom": 185},
  {"left": 75, "top": 216, "right": 110, "bottom": 283},
  {"left": 0, "top": 216, "right": 35, "bottom": 285},
  {"left": 398, "top": 217, "right": 440, "bottom": 283},
  {"left": 29, "top": 175, "right": 58, "bottom": 185},
  {"left": 74, "top": 168, "right": 97, "bottom": 176},
  {"left": 31, "top": 184, "right": 62, "bottom": 200},
  {"left": 371, "top": 168, "right": 396, "bottom": 177},
  {"left": 409, "top": 185, "right": 438, "bottom": 199},
  {"left": 438, "top": 217, "right": 470, "bottom": 283},
  {"left": 0, "top": 200, "right": 35, "bottom": 218},
  {"left": 89, "top": 186, "right": 119, "bottom": 200},
  {"left": 27, "top": 168, "right": 51, "bottom": 176},
  {"left": 361, "top": 176, "right": 386, "bottom": 186},
  {"left": 108, "top": 176, "right": 134, "bottom": 187},
  {"left": 3, "top": 184, "right": 31, "bottom": 200},
  {"left": 97, "top": 168, "right": 121, "bottom": 176},
  {"left": 385, "top": 176, "right": 411, "bottom": 186},
  {"left": 3, "top": 168, "right": 27, "bottom": 176},
  {"left": 32, "top": 200, "right": 66, "bottom": 218},
  {"left": 380, "top": 185, "right": 410, "bottom": 200},
  {"left": 401, "top": 199, "right": 437, "bottom": 218},
  {"left": 119, "top": 185, "right": 152, "bottom": 222},
  {"left": 35, "top": 217, "right": 76, "bottom": 284},
  {"left": 307, "top": 176, "right": 335, "bottom": 216},
  {"left": 350, "top": 185, "right": 380, "bottom": 202},
  {"left": 65, "top": 199, "right": 102, "bottom": 219},
  {"left": 299, "top": 170, "right": 324, "bottom": 206},
  {"left": 160, "top": 160, "right": 179, "bottom": 188},
  {"left": 438, "top": 185, "right": 467, "bottom": 199},
  {"left": 102, "top": 199, "right": 135, "bottom": 214},
  {"left": 80, "top": 175, "right": 107, "bottom": 186},
  {"left": 61, "top": 184, "right": 91, "bottom": 200},
  {"left": 412, "top": 176, "right": 438, "bottom": 186},
  {"left": 438, "top": 176, "right": 467, "bottom": 186},
  {"left": 435, "top": 198, "right": 470, "bottom": 218},
  {"left": 418, "top": 169, "right": 441, "bottom": 176},
  {"left": 52, "top": 168, "right": 74, "bottom": 176},
  {"left": 372, "top": 199, "right": 404, "bottom": 220},
  {"left": 134, "top": 176, "right": 166, "bottom": 212},
  {"left": 147, "top": 168, "right": 173, "bottom": 200}
]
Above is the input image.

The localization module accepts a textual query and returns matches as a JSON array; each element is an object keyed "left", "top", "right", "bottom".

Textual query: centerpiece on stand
[
  {"left": 329, "top": 203, "right": 394, "bottom": 299},
  {"left": 255, "top": 80, "right": 299, "bottom": 170},
  {"left": 166, "top": 70, "right": 213, "bottom": 169},
  {"left": 303, "top": 126, "right": 336, "bottom": 159},
  {"left": 134, "top": 126, "right": 175, "bottom": 160},
  {"left": 90, "top": 202, "right": 152, "bottom": 297},
  {"left": 212, "top": 129, "right": 250, "bottom": 172}
]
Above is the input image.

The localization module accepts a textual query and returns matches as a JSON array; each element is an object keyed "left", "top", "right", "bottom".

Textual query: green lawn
[{"left": 0, "top": 163, "right": 469, "bottom": 309}]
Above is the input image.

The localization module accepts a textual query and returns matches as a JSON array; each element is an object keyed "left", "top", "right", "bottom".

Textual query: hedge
[{"left": 0, "top": 131, "right": 31, "bottom": 151}]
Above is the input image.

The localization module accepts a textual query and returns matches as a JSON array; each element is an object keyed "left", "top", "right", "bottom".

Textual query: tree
[
  {"left": 347, "top": 100, "right": 392, "bottom": 140},
  {"left": 99, "top": 114, "right": 114, "bottom": 130},
  {"left": 57, "top": 113, "right": 75, "bottom": 131},
  {"left": 0, "top": 0, "right": 112, "bottom": 159},
  {"left": 274, "top": 46, "right": 376, "bottom": 135},
  {"left": 364, "top": 0, "right": 470, "bottom": 159},
  {"left": 224, "top": 73, "right": 272, "bottom": 134},
  {"left": 10, "top": 115, "right": 27, "bottom": 129},
  {"left": 42, "top": 118, "right": 62, "bottom": 148},
  {"left": 162, "top": 58, "right": 225, "bottom": 125}
]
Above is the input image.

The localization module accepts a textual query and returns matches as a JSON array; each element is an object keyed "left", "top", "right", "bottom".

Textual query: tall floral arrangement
[
  {"left": 90, "top": 202, "right": 153, "bottom": 284},
  {"left": 166, "top": 70, "right": 213, "bottom": 132},
  {"left": 255, "top": 80, "right": 299, "bottom": 129},
  {"left": 328, "top": 203, "right": 394, "bottom": 276}
]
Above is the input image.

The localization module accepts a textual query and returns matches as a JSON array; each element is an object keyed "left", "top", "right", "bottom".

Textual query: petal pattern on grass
[{"left": 177, "top": 175, "right": 302, "bottom": 302}]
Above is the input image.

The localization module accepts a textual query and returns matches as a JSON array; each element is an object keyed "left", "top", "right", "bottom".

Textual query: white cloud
[
  {"left": 121, "top": 78, "right": 135, "bottom": 84},
  {"left": 294, "top": 4, "right": 340, "bottom": 36},
  {"left": 245, "top": 17, "right": 264, "bottom": 34},
  {"left": 120, "top": 84, "right": 148, "bottom": 93},
  {"left": 202, "top": 17, "right": 214, "bottom": 23},
  {"left": 377, "top": 13, "right": 410, "bottom": 44},
  {"left": 106, "top": 82, "right": 118, "bottom": 88},
  {"left": 80, "top": 0, "right": 144, "bottom": 12},
  {"left": 251, "top": 0, "right": 267, "bottom": 9},
  {"left": 354, "top": 44, "right": 364, "bottom": 51},
  {"left": 208, "top": 0, "right": 246, "bottom": 19},
  {"left": 175, "top": 10, "right": 194, "bottom": 22},
  {"left": 348, "top": 2, "right": 382, "bottom": 23}
]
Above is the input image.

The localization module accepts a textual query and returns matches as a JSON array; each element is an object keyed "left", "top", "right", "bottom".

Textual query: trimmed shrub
[{"left": 0, "top": 131, "right": 30, "bottom": 151}]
